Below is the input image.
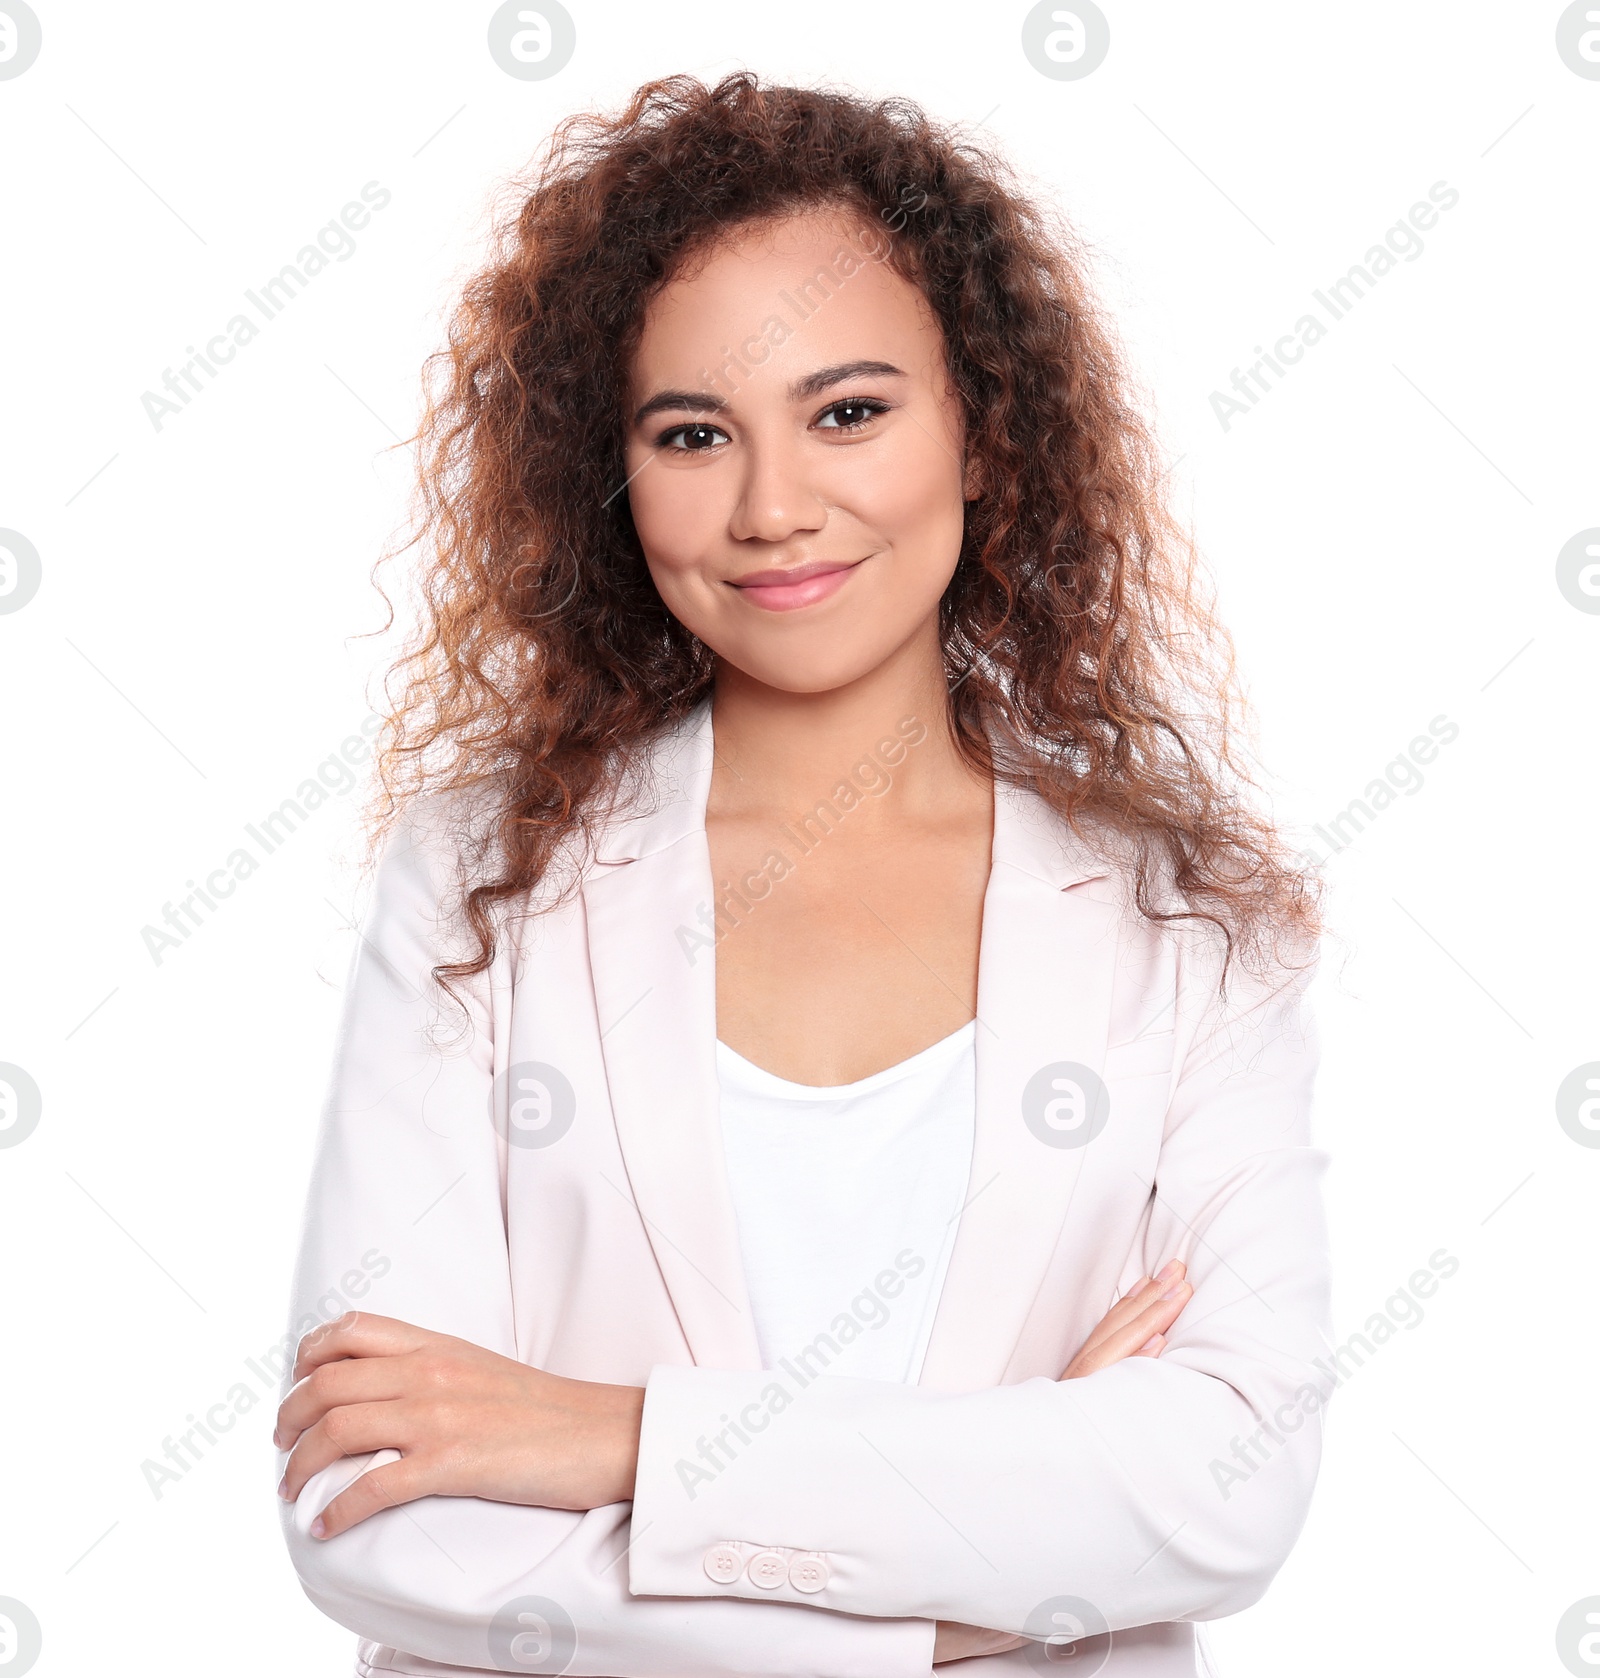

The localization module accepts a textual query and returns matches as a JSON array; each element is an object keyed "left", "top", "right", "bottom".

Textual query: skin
[{"left": 276, "top": 207, "right": 1195, "bottom": 1662}]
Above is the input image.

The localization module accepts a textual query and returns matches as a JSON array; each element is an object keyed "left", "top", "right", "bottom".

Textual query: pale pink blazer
[{"left": 279, "top": 696, "right": 1334, "bottom": 1678}]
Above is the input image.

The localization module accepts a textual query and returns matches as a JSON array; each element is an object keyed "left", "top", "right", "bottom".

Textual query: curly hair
[{"left": 364, "top": 69, "right": 1322, "bottom": 1002}]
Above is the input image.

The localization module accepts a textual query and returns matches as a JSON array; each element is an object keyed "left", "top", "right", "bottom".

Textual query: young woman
[{"left": 275, "top": 73, "right": 1333, "bottom": 1678}]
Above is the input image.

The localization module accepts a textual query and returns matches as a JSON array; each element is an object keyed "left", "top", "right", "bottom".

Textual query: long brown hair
[{"left": 365, "top": 70, "right": 1321, "bottom": 1000}]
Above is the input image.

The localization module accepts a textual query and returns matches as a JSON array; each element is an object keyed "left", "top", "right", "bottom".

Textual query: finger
[
  {"left": 280, "top": 1402, "right": 412, "bottom": 1502},
  {"left": 1061, "top": 1280, "right": 1192, "bottom": 1378},
  {"left": 1122, "top": 1262, "right": 1185, "bottom": 1312},
  {"left": 1074, "top": 1277, "right": 1156, "bottom": 1357},
  {"left": 1089, "top": 1283, "right": 1191, "bottom": 1365},
  {"left": 275, "top": 1355, "right": 409, "bottom": 1452},
  {"left": 1109, "top": 1264, "right": 1184, "bottom": 1318},
  {"left": 306, "top": 1456, "right": 431, "bottom": 1540},
  {"left": 1122, "top": 1278, "right": 1192, "bottom": 1340},
  {"left": 1079, "top": 1264, "right": 1186, "bottom": 1358},
  {"left": 292, "top": 1312, "right": 434, "bottom": 1381}
]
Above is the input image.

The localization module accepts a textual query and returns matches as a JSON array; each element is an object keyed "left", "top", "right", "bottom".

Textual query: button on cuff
[
  {"left": 788, "top": 1552, "right": 831, "bottom": 1593},
  {"left": 702, "top": 1542, "right": 743, "bottom": 1583},
  {"left": 745, "top": 1548, "right": 790, "bottom": 1589}
]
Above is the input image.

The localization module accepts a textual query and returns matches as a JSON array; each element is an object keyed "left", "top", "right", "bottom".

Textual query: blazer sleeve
[
  {"left": 626, "top": 934, "right": 1335, "bottom": 1640},
  {"left": 277, "top": 802, "right": 939, "bottom": 1678}
]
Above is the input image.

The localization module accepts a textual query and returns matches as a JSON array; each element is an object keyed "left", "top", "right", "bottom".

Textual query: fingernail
[
  {"left": 1160, "top": 1280, "right": 1189, "bottom": 1300},
  {"left": 1138, "top": 1335, "right": 1162, "bottom": 1353},
  {"left": 310, "top": 1516, "right": 326, "bottom": 1538},
  {"left": 272, "top": 1429, "right": 283, "bottom": 1450},
  {"left": 277, "top": 1475, "right": 288, "bottom": 1499},
  {"left": 1156, "top": 1260, "right": 1181, "bottom": 1282}
]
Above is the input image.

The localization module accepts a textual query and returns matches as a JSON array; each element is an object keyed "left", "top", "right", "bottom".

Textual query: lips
[{"left": 729, "top": 559, "right": 863, "bottom": 612}]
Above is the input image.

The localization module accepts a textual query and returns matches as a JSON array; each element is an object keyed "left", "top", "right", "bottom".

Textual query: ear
[{"left": 962, "top": 449, "right": 987, "bottom": 502}]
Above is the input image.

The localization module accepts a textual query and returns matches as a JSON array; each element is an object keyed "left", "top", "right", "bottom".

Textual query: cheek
[
  {"left": 847, "top": 430, "right": 965, "bottom": 562},
  {"left": 627, "top": 461, "right": 721, "bottom": 577},
  {"left": 626, "top": 474, "right": 734, "bottom": 644}
]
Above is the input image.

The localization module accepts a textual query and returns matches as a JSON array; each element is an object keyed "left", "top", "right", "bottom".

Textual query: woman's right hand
[
  {"left": 1058, "top": 1259, "right": 1190, "bottom": 1380},
  {"left": 930, "top": 1261, "right": 1193, "bottom": 1664}
]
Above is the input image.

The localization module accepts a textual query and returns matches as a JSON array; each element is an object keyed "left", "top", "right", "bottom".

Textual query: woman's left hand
[{"left": 274, "top": 1312, "right": 645, "bottom": 1539}]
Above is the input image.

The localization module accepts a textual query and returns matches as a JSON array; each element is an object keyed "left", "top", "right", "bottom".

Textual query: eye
[
  {"left": 814, "top": 397, "right": 891, "bottom": 432},
  {"left": 657, "top": 420, "right": 730, "bottom": 452}
]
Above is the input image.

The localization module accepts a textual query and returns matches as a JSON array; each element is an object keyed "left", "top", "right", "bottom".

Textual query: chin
[{"left": 721, "top": 642, "right": 885, "bottom": 694}]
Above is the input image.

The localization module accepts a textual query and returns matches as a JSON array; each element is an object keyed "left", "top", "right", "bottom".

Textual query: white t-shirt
[{"left": 714, "top": 1019, "right": 977, "bottom": 1385}]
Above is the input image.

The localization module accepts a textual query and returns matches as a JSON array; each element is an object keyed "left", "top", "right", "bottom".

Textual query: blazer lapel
[
  {"left": 581, "top": 698, "right": 765, "bottom": 1372},
  {"left": 915, "top": 778, "right": 1119, "bottom": 1393}
]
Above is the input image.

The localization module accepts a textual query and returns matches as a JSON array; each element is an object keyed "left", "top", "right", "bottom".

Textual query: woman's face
[{"left": 622, "top": 206, "right": 973, "bottom": 694}]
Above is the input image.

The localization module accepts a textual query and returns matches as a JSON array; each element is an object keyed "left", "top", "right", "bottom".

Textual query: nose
[{"left": 726, "top": 431, "right": 827, "bottom": 546}]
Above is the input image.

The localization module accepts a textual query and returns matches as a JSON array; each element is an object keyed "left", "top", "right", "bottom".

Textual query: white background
[{"left": 1, "top": 3, "right": 1595, "bottom": 1674}]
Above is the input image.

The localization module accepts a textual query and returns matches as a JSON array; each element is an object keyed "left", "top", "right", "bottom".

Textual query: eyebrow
[{"left": 631, "top": 359, "right": 907, "bottom": 428}]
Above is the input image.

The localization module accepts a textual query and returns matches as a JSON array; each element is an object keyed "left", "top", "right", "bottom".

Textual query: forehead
[{"left": 629, "top": 206, "right": 945, "bottom": 387}]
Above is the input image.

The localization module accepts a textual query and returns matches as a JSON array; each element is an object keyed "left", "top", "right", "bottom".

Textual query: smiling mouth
[{"left": 728, "top": 559, "right": 865, "bottom": 612}]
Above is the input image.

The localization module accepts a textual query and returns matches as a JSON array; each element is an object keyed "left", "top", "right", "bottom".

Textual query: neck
[{"left": 705, "top": 620, "right": 989, "bottom": 829}]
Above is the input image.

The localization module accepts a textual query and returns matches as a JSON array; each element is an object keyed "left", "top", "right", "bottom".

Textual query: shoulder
[
  {"left": 370, "top": 775, "right": 616, "bottom": 979},
  {"left": 1021, "top": 790, "right": 1322, "bottom": 1035},
  {"left": 364, "top": 784, "right": 517, "bottom": 965},
  {"left": 376, "top": 783, "right": 500, "bottom": 894}
]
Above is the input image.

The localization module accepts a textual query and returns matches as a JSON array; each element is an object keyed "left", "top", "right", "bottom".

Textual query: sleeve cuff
[{"left": 629, "top": 1363, "right": 938, "bottom": 1676}]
